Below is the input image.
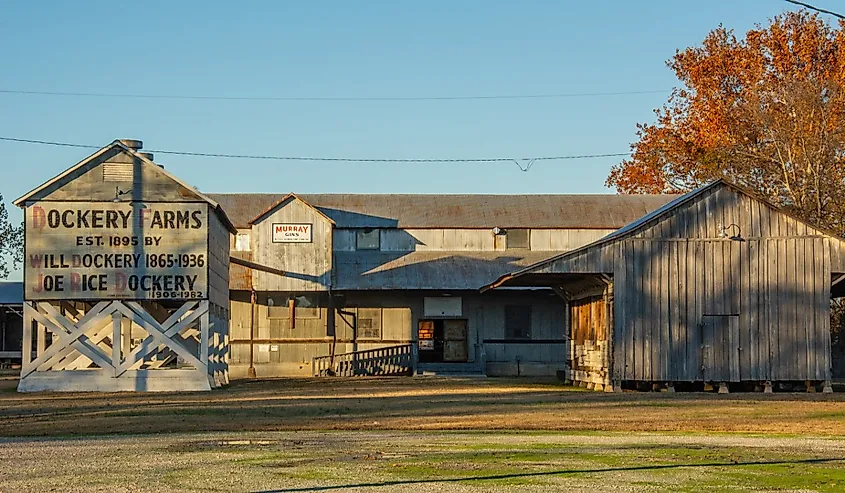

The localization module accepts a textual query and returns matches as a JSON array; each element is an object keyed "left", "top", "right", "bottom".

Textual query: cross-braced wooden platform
[{"left": 18, "top": 300, "right": 228, "bottom": 392}]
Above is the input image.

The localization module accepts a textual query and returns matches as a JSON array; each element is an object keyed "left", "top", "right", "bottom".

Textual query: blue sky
[{"left": 0, "top": 1, "right": 804, "bottom": 241}]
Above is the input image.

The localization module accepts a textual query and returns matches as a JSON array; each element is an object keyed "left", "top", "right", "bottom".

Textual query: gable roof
[
  {"left": 248, "top": 193, "right": 336, "bottom": 225},
  {"left": 483, "top": 179, "right": 845, "bottom": 291},
  {"left": 14, "top": 140, "right": 237, "bottom": 234},
  {"left": 209, "top": 193, "right": 677, "bottom": 229}
]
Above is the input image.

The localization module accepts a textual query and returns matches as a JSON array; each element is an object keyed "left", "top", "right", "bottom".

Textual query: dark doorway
[{"left": 418, "top": 319, "right": 468, "bottom": 363}]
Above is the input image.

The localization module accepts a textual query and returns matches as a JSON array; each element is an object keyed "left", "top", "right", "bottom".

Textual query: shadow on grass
[{"left": 258, "top": 457, "right": 845, "bottom": 492}]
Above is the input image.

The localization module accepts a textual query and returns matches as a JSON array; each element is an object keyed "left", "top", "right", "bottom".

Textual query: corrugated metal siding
[{"left": 208, "top": 193, "right": 676, "bottom": 229}]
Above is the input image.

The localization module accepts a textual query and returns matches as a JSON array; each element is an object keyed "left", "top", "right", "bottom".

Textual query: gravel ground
[{"left": 2, "top": 431, "right": 844, "bottom": 492}]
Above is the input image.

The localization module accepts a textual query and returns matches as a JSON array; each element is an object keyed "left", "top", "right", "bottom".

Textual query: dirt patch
[{"left": 3, "top": 377, "right": 845, "bottom": 437}]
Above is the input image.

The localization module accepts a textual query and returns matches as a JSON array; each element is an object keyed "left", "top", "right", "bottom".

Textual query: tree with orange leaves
[{"left": 608, "top": 10, "right": 845, "bottom": 233}]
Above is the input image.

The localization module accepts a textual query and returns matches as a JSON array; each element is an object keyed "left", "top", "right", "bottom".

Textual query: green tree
[{"left": 0, "top": 194, "right": 23, "bottom": 279}]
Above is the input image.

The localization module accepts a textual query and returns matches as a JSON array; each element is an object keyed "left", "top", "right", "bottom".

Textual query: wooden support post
[
  {"left": 22, "top": 302, "right": 33, "bottom": 370},
  {"left": 652, "top": 382, "right": 661, "bottom": 392},
  {"left": 718, "top": 382, "right": 729, "bottom": 394},
  {"left": 806, "top": 380, "right": 817, "bottom": 393},
  {"left": 200, "top": 301, "right": 210, "bottom": 374},
  {"left": 36, "top": 308, "right": 47, "bottom": 355},
  {"left": 112, "top": 311, "right": 122, "bottom": 377},
  {"left": 248, "top": 290, "right": 256, "bottom": 379},
  {"left": 823, "top": 380, "right": 833, "bottom": 394},
  {"left": 289, "top": 297, "right": 295, "bottom": 330},
  {"left": 666, "top": 382, "right": 675, "bottom": 393},
  {"left": 121, "top": 317, "right": 132, "bottom": 356},
  {"left": 594, "top": 383, "right": 604, "bottom": 392},
  {"left": 764, "top": 381, "right": 773, "bottom": 393},
  {"left": 704, "top": 382, "right": 714, "bottom": 392},
  {"left": 609, "top": 379, "right": 622, "bottom": 393}
]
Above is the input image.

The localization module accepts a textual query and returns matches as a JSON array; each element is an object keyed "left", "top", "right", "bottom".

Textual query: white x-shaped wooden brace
[
  {"left": 112, "top": 301, "right": 208, "bottom": 376},
  {"left": 23, "top": 301, "right": 116, "bottom": 378}
]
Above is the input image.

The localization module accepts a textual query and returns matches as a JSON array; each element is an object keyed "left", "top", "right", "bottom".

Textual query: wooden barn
[
  {"left": 14, "top": 139, "right": 235, "bottom": 391},
  {"left": 485, "top": 180, "right": 845, "bottom": 393}
]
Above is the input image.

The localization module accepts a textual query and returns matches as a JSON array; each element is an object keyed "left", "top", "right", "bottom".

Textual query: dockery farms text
[{"left": 25, "top": 204, "right": 209, "bottom": 301}]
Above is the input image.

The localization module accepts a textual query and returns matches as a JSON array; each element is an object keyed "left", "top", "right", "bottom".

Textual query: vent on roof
[{"left": 103, "top": 163, "right": 133, "bottom": 182}]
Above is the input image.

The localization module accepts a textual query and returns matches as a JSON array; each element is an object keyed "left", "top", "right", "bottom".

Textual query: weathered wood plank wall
[
  {"left": 251, "top": 198, "right": 333, "bottom": 291},
  {"left": 611, "top": 184, "right": 836, "bottom": 383}
]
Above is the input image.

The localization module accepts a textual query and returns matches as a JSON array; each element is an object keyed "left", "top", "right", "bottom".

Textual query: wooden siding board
[
  {"left": 788, "top": 239, "right": 799, "bottom": 379},
  {"left": 703, "top": 241, "right": 712, "bottom": 380},
  {"left": 748, "top": 241, "right": 759, "bottom": 380},
  {"left": 660, "top": 241, "right": 670, "bottom": 380},
  {"left": 677, "top": 241, "right": 688, "bottom": 380},
  {"left": 812, "top": 238, "right": 822, "bottom": 380},
  {"left": 644, "top": 241, "right": 653, "bottom": 381},
  {"left": 624, "top": 241, "right": 635, "bottom": 380},
  {"left": 803, "top": 238, "right": 813, "bottom": 379},
  {"left": 669, "top": 242, "right": 681, "bottom": 380},
  {"left": 614, "top": 242, "right": 626, "bottom": 381},
  {"left": 635, "top": 241, "right": 646, "bottom": 381},
  {"left": 823, "top": 238, "right": 832, "bottom": 381},
  {"left": 729, "top": 241, "right": 740, "bottom": 381},
  {"left": 765, "top": 239, "right": 776, "bottom": 380}
]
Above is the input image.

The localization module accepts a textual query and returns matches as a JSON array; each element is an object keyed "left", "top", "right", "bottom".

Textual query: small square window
[
  {"left": 267, "top": 294, "right": 322, "bottom": 319},
  {"left": 357, "top": 308, "right": 382, "bottom": 339},
  {"left": 356, "top": 229, "right": 380, "bottom": 250},
  {"left": 506, "top": 229, "right": 529, "bottom": 249},
  {"left": 234, "top": 233, "right": 250, "bottom": 252},
  {"left": 505, "top": 305, "right": 531, "bottom": 339}
]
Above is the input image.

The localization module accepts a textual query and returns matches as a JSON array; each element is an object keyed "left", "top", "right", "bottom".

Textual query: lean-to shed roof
[
  {"left": 208, "top": 193, "right": 676, "bottom": 229},
  {"left": 333, "top": 250, "right": 563, "bottom": 290}
]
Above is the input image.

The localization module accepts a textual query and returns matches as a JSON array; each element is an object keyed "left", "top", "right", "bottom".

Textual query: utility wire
[
  {"left": 784, "top": 0, "right": 845, "bottom": 19},
  {"left": 0, "top": 88, "right": 669, "bottom": 102},
  {"left": 0, "top": 136, "right": 628, "bottom": 172}
]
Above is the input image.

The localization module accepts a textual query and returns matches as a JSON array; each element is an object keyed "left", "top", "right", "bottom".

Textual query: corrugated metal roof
[
  {"left": 208, "top": 193, "right": 677, "bottom": 229},
  {"left": 483, "top": 179, "right": 845, "bottom": 291},
  {"left": 334, "top": 251, "right": 565, "bottom": 290},
  {"left": 0, "top": 282, "right": 23, "bottom": 306}
]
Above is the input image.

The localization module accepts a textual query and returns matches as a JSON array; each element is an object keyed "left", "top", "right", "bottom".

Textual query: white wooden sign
[
  {"left": 272, "top": 223, "right": 312, "bottom": 243},
  {"left": 24, "top": 202, "right": 208, "bottom": 301},
  {"left": 424, "top": 297, "right": 462, "bottom": 317}
]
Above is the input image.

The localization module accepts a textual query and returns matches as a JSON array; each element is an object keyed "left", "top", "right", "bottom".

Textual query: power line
[
  {"left": 0, "top": 88, "right": 670, "bottom": 102},
  {"left": 784, "top": 0, "right": 845, "bottom": 19},
  {"left": 0, "top": 136, "right": 629, "bottom": 172}
]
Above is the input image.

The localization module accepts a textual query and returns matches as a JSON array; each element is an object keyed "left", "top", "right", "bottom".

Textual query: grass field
[{"left": 2, "top": 376, "right": 845, "bottom": 492}]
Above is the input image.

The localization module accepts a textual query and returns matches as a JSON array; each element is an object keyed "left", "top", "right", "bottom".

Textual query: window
[
  {"left": 267, "top": 294, "right": 322, "bottom": 319},
  {"left": 357, "top": 308, "right": 382, "bottom": 339},
  {"left": 234, "top": 233, "right": 250, "bottom": 252},
  {"left": 505, "top": 305, "right": 532, "bottom": 339},
  {"left": 506, "top": 229, "right": 529, "bottom": 249},
  {"left": 356, "top": 228, "right": 380, "bottom": 250}
]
